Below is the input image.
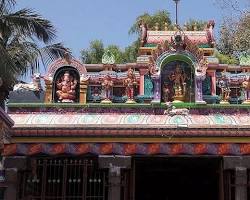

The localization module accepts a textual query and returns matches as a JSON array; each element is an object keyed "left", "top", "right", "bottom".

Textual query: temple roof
[{"left": 146, "top": 31, "right": 211, "bottom": 46}]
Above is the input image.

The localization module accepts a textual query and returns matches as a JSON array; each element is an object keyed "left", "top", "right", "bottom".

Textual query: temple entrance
[
  {"left": 161, "top": 60, "right": 195, "bottom": 103},
  {"left": 135, "top": 157, "right": 221, "bottom": 200}
]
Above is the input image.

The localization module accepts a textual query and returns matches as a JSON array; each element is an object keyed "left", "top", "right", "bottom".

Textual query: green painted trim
[
  {"left": 156, "top": 51, "right": 199, "bottom": 72},
  {"left": 7, "top": 102, "right": 250, "bottom": 109},
  {"left": 160, "top": 54, "right": 194, "bottom": 68}
]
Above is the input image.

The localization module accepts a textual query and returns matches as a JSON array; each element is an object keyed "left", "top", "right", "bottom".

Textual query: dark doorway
[{"left": 135, "top": 157, "right": 221, "bottom": 200}]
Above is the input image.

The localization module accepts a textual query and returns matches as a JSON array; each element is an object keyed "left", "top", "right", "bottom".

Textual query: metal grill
[{"left": 18, "top": 158, "right": 108, "bottom": 200}]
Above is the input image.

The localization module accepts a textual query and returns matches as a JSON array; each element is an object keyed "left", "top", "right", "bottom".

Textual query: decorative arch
[
  {"left": 46, "top": 58, "right": 88, "bottom": 78},
  {"left": 152, "top": 51, "right": 207, "bottom": 104},
  {"left": 156, "top": 51, "right": 199, "bottom": 72},
  {"left": 44, "top": 58, "right": 89, "bottom": 104}
]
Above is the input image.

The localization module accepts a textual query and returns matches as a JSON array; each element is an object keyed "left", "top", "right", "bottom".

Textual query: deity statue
[
  {"left": 139, "top": 21, "right": 148, "bottom": 47},
  {"left": 242, "top": 76, "right": 250, "bottom": 104},
  {"left": 169, "top": 64, "right": 187, "bottom": 101},
  {"left": 218, "top": 75, "right": 231, "bottom": 104},
  {"left": 123, "top": 68, "right": 137, "bottom": 103},
  {"left": 101, "top": 75, "right": 113, "bottom": 103},
  {"left": 162, "top": 82, "right": 174, "bottom": 103},
  {"left": 56, "top": 71, "right": 78, "bottom": 102}
]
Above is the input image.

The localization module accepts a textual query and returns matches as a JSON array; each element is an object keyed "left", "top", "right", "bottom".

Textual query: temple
[{"left": 1, "top": 9, "right": 250, "bottom": 200}]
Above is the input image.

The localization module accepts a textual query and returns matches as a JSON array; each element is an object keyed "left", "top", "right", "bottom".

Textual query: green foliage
[
  {"left": 80, "top": 9, "right": 219, "bottom": 65},
  {"left": 81, "top": 40, "right": 104, "bottom": 64},
  {"left": 129, "top": 10, "right": 172, "bottom": 34},
  {"left": 123, "top": 40, "right": 140, "bottom": 63},
  {"left": 214, "top": 51, "right": 239, "bottom": 65},
  {"left": 217, "top": 11, "right": 250, "bottom": 61},
  {"left": 105, "top": 45, "right": 124, "bottom": 64},
  {"left": 0, "top": 0, "right": 69, "bottom": 101},
  {"left": 184, "top": 19, "right": 207, "bottom": 31},
  {"left": 81, "top": 39, "right": 139, "bottom": 64},
  {"left": 233, "top": 13, "right": 250, "bottom": 53}
]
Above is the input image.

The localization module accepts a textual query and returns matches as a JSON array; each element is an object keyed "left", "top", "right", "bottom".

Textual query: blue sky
[{"left": 16, "top": 0, "right": 246, "bottom": 59}]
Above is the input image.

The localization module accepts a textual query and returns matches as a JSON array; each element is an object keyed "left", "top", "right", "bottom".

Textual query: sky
[{"left": 16, "top": 0, "right": 247, "bottom": 59}]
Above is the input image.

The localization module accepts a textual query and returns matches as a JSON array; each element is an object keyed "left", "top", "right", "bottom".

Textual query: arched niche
[
  {"left": 46, "top": 58, "right": 87, "bottom": 78},
  {"left": 154, "top": 51, "right": 206, "bottom": 104},
  {"left": 52, "top": 66, "right": 80, "bottom": 103},
  {"left": 44, "top": 58, "right": 89, "bottom": 104}
]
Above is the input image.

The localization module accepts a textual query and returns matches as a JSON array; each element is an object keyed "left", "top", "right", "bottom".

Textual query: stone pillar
[
  {"left": 139, "top": 69, "right": 148, "bottom": 96},
  {"left": 139, "top": 75, "right": 145, "bottom": 95},
  {"left": 4, "top": 168, "right": 18, "bottom": 200},
  {"left": 195, "top": 77, "right": 206, "bottom": 104},
  {"left": 3, "top": 156, "right": 28, "bottom": 200},
  {"left": 44, "top": 80, "right": 53, "bottom": 103},
  {"left": 211, "top": 72, "right": 216, "bottom": 96},
  {"left": 207, "top": 71, "right": 216, "bottom": 96},
  {"left": 80, "top": 80, "right": 88, "bottom": 104},
  {"left": 98, "top": 156, "right": 131, "bottom": 200},
  {"left": 223, "top": 156, "right": 250, "bottom": 200},
  {"left": 235, "top": 167, "right": 247, "bottom": 200},
  {"left": 151, "top": 76, "right": 161, "bottom": 103}
]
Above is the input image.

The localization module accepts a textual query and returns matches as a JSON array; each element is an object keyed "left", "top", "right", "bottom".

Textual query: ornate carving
[
  {"left": 139, "top": 21, "right": 148, "bottom": 47},
  {"left": 13, "top": 73, "right": 43, "bottom": 92},
  {"left": 185, "top": 36, "right": 204, "bottom": 61},
  {"left": 164, "top": 104, "right": 189, "bottom": 116},
  {"left": 242, "top": 76, "right": 250, "bottom": 104},
  {"left": 218, "top": 75, "right": 231, "bottom": 103},
  {"left": 206, "top": 20, "right": 215, "bottom": 47},
  {"left": 101, "top": 75, "right": 113, "bottom": 103},
  {"left": 123, "top": 68, "right": 137, "bottom": 103},
  {"left": 169, "top": 64, "right": 187, "bottom": 101},
  {"left": 47, "top": 58, "right": 87, "bottom": 78},
  {"left": 162, "top": 82, "right": 174, "bottom": 102},
  {"left": 102, "top": 50, "right": 115, "bottom": 65},
  {"left": 56, "top": 71, "right": 78, "bottom": 103}
]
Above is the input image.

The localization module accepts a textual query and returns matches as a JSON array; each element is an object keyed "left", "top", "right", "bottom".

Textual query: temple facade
[{"left": 2, "top": 18, "right": 250, "bottom": 200}]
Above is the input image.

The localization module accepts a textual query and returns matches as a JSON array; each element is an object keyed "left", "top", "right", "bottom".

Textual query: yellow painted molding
[{"left": 11, "top": 137, "right": 250, "bottom": 144}]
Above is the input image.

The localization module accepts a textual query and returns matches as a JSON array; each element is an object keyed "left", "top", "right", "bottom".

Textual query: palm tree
[{"left": 0, "top": 0, "right": 70, "bottom": 106}]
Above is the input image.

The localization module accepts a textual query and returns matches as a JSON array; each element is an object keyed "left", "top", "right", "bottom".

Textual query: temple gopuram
[{"left": 2, "top": 9, "right": 250, "bottom": 200}]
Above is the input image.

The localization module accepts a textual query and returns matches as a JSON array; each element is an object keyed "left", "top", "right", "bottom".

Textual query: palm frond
[
  {"left": 2, "top": 8, "right": 56, "bottom": 43},
  {"left": 0, "top": 0, "right": 16, "bottom": 13},
  {"left": 39, "top": 43, "right": 71, "bottom": 66},
  {"left": 6, "top": 37, "right": 71, "bottom": 73}
]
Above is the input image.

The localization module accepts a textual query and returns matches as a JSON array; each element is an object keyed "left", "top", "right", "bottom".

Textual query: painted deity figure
[
  {"left": 56, "top": 71, "right": 78, "bottom": 102},
  {"left": 162, "top": 83, "right": 174, "bottom": 102},
  {"left": 169, "top": 64, "right": 187, "bottom": 97},
  {"left": 242, "top": 76, "right": 250, "bottom": 103},
  {"left": 218, "top": 75, "right": 231, "bottom": 102},
  {"left": 139, "top": 21, "right": 148, "bottom": 47},
  {"left": 124, "top": 68, "right": 137, "bottom": 102},
  {"left": 101, "top": 75, "right": 113, "bottom": 102}
]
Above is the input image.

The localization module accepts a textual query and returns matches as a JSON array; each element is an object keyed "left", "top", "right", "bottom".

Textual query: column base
[
  {"left": 151, "top": 99, "right": 161, "bottom": 104},
  {"left": 220, "top": 100, "right": 230, "bottom": 105},
  {"left": 172, "top": 100, "right": 184, "bottom": 103},
  {"left": 242, "top": 100, "right": 250, "bottom": 104},
  {"left": 125, "top": 99, "right": 136, "bottom": 104},
  {"left": 195, "top": 100, "right": 207, "bottom": 104},
  {"left": 101, "top": 99, "right": 112, "bottom": 104}
]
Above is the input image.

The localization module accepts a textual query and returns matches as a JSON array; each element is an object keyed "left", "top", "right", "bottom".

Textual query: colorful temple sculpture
[{"left": 2, "top": 17, "right": 250, "bottom": 200}]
